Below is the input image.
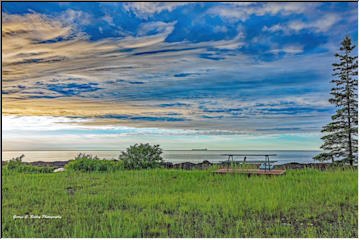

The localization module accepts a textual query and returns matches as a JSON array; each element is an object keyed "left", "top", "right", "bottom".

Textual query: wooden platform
[{"left": 214, "top": 168, "right": 286, "bottom": 176}]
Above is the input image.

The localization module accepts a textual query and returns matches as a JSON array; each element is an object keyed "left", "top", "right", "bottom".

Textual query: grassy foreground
[{"left": 2, "top": 168, "right": 358, "bottom": 237}]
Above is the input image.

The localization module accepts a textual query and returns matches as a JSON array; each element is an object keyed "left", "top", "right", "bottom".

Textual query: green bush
[
  {"left": 4, "top": 154, "right": 54, "bottom": 173},
  {"left": 119, "top": 143, "right": 163, "bottom": 169},
  {"left": 65, "top": 153, "right": 123, "bottom": 172}
]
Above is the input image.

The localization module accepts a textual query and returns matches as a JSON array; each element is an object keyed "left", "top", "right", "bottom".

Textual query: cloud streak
[{"left": 1, "top": 2, "right": 357, "bottom": 150}]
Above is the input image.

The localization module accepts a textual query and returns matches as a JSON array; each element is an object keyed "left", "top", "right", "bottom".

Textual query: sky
[{"left": 2, "top": 2, "right": 358, "bottom": 151}]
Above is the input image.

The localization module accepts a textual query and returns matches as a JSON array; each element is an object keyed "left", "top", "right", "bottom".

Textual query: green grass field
[{"left": 2, "top": 168, "right": 358, "bottom": 237}]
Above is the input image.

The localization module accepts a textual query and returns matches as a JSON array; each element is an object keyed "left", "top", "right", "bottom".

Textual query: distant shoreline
[{"left": 2, "top": 149, "right": 322, "bottom": 152}]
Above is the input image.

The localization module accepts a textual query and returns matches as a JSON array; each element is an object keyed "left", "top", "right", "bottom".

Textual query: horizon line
[{"left": 2, "top": 149, "right": 321, "bottom": 152}]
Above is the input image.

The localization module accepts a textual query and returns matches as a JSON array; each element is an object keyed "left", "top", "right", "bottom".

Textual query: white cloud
[
  {"left": 136, "top": 21, "right": 176, "bottom": 37},
  {"left": 268, "top": 44, "right": 304, "bottom": 54},
  {"left": 213, "top": 25, "right": 228, "bottom": 33},
  {"left": 257, "top": 3, "right": 308, "bottom": 16},
  {"left": 102, "top": 13, "right": 114, "bottom": 26},
  {"left": 59, "top": 9, "right": 92, "bottom": 26},
  {"left": 288, "top": 21, "right": 307, "bottom": 32},
  {"left": 208, "top": 2, "right": 308, "bottom": 22},
  {"left": 263, "top": 14, "right": 340, "bottom": 35},
  {"left": 123, "top": 2, "right": 188, "bottom": 19},
  {"left": 3, "top": 115, "right": 184, "bottom": 133},
  {"left": 210, "top": 29, "right": 245, "bottom": 50},
  {"left": 289, "top": 14, "right": 339, "bottom": 33},
  {"left": 262, "top": 24, "right": 283, "bottom": 33},
  {"left": 312, "top": 14, "right": 339, "bottom": 32}
]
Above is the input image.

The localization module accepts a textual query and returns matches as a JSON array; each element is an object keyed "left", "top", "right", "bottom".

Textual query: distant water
[{"left": 2, "top": 150, "right": 322, "bottom": 165}]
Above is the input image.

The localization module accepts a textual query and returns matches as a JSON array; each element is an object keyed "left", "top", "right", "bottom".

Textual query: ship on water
[{"left": 191, "top": 148, "right": 208, "bottom": 151}]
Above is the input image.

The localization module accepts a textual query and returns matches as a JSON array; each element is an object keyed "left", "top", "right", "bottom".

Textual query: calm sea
[{"left": 2, "top": 150, "right": 322, "bottom": 165}]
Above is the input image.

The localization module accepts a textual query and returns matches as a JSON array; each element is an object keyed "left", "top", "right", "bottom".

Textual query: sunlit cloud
[
  {"left": 1, "top": 2, "right": 357, "bottom": 150},
  {"left": 2, "top": 115, "right": 322, "bottom": 151}
]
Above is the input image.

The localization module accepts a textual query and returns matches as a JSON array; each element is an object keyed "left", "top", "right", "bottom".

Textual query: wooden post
[
  {"left": 265, "top": 155, "right": 270, "bottom": 172},
  {"left": 227, "top": 155, "right": 231, "bottom": 170}
]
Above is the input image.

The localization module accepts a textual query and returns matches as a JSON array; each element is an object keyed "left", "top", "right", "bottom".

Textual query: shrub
[
  {"left": 4, "top": 154, "right": 54, "bottom": 173},
  {"left": 65, "top": 153, "right": 123, "bottom": 172},
  {"left": 119, "top": 143, "right": 163, "bottom": 169}
]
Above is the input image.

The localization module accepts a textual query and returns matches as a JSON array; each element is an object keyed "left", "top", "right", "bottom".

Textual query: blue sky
[{"left": 2, "top": 2, "right": 358, "bottom": 150}]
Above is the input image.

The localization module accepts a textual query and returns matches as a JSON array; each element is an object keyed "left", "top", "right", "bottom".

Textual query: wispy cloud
[
  {"left": 1, "top": 2, "right": 357, "bottom": 150},
  {"left": 122, "top": 2, "right": 188, "bottom": 19},
  {"left": 263, "top": 14, "right": 339, "bottom": 35},
  {"left": 208, "top": 2, "right": 308, "bottom": 22},
  {"left": 2, "top": 115, "right": 322, "bottom": 150}
]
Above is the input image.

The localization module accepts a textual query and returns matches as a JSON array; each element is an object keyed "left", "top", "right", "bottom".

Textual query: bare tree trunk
[{"left": 345, "top": 52, "right": 353, "bottom": 166}]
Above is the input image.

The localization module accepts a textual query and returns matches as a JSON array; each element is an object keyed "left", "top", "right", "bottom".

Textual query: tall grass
[{"left": 2, "top": 168, "right": 357, "bottom": 237}]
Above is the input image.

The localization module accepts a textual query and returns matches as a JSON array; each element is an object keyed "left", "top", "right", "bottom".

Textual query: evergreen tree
[{"left": 314, "top": 36, "right": 358, "bottom": 165}]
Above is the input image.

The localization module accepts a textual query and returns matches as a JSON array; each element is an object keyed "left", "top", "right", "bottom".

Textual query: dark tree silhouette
[{"left": 314, "top": 36, "right": 358, "bottom": 165}]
